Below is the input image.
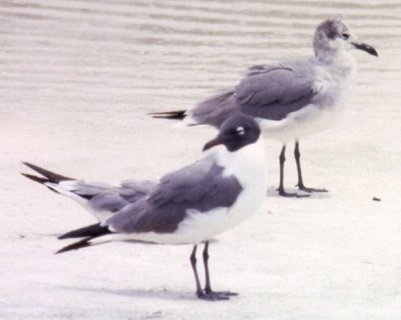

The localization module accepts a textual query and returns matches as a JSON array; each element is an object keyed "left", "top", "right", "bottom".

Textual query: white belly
[
  {"left": 175, "top": 137, "right": 268, "bottom": 243},
  {"left": 259, "top": 102, "right": 344, "bottom": 143}
]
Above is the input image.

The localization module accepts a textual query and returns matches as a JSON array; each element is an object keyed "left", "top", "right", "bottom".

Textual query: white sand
[
  {"left": 1, "top": 1, "right": 401, "bottom": 319},
  {"left": 3, "top": 98, "right": 401, "bottom": 319}
]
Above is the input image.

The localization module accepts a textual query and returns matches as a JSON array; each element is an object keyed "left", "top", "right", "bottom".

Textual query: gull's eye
[
  {"left": 341, "top": 32, "right": 350, "bottom": 40},
  {"left": 236, "top": 126, "right": 245, "bottom": 136}
]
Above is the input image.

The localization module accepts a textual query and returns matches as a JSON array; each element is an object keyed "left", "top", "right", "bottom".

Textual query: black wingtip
[
  {"left": 21, "top": 173, "right": 48, "bottom": 184},
  {"left": 22, "top": 162, "right": 74, "bottom": 183},
  {"left": 148, "top": 110, "right": 187, "bottom": 120},
  {"left": 56, "top": 237, "right": 93, "bottom": 254},
  {"left": 58, "top": 223, "right": 109, "bottom": 240},
  {"left": 56, "top": 224, "right": 112, "bottom": 254}
]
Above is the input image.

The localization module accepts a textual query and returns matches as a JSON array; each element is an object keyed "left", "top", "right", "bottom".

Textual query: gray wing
[
  {"left": 73, "top": 179, "right": 157, "bottom": 213},
  {"left": 187, "top": 90, "right": 237, "bottom": 128},
  {"left": 106, "top": 156, "right": 243, "bottom": 234},
  {"left": 188, "top": 59, "right": 318, "bottom": 126},
  {"left": 236, "top": 60, "right": 318, "bottom": 120},
  {"left": 119, "top": 180, "right": 158, "bottom": 202}
]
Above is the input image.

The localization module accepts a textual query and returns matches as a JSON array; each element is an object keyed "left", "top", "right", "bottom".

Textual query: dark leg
[
  {"left": 203, "top": 241, "right": 212, "bottom": 293},
  {"left": 190, "top": 244, "right": 232, "bottom": 301},
  {"left": 294, "top": 140, "right": 327, "bottom": 193},
  {"left": 278, "top": 145, "right": 286, "bottom": 195},
  {"left": 190, "top": 245, "right": 203, "bottom": 298},
  {"left": 278, "top": 145, "right": 307, "bottom": 197},
  {"left": 202, "top": 241, "right": 237, "bottom": 300}
]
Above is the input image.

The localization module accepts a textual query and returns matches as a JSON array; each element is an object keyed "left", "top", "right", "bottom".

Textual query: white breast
[{"left": 173, "top": 137, "right": 268, "bottom": 244}]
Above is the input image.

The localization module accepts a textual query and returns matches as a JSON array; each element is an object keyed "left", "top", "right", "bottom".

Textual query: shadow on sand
[{"left": 56, "top": 284, "right": 197, "bottom": 301}]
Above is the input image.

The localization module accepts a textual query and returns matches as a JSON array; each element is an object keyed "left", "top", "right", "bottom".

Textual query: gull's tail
[
  {"left": 21, "top": 162, "right": 103, "bottom": 203},
  {"left": 21, "top": 162, "right": 73, "bottom": 188},
  {"left": 149, "top": 90, "right": 236, "bottom": 128},
  {"left": 56, "top": 223, "right": 112, "bottom": 254},
  {"left": 21, "top": 162, "right": 90, "bottom": 202},
  {"left": 21, "top": 162, "right": 154, "bottom": 222},
  {"left": 148, "top": 109, "right": 187, "bottom": 120}
]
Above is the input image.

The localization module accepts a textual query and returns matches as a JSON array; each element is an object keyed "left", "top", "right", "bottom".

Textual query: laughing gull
[
  {"left": 151, "top": 18, "right": 378, "bottom": 197},
  {"left": 22, "top": 114, "right": 268, "bottom": 301}
]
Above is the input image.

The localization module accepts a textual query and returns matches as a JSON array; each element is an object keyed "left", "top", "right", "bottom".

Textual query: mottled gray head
[
  {"left": 203, "top": 113, "right": 261, "bottom": 152},
  {"left": 313, "top": 19, "right": 378, "bottom": 61}
]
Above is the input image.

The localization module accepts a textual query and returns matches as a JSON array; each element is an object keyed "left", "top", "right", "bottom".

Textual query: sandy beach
[{"left": 1, "top": 1, "right": 401, "bottom": 319}]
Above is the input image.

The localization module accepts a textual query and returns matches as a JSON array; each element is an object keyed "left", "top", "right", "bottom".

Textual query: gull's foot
[
  {"left": 297, "top": 185, "right": 328, "bottom": 193},
  {"left": 278, "top": 188, "right": 310, "bottom": 198},
  {"left": 197, "top": 290, "right": 238, "bottom": 301}
]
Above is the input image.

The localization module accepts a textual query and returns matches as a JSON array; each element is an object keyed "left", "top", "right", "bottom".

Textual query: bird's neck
[
  {"left": 215, "top": 137, "right": 268, "bottom": 188},
  {"left": 315, "top": 49, "right": 358, "bottom": 107},
  {"left": 316, "top": 49, "right": 357, "bottom": 75}
]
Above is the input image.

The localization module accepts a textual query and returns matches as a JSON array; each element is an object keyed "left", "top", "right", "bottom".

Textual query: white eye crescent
[{"left": 236, "top": 126, "right": 245, "bottom": 135}]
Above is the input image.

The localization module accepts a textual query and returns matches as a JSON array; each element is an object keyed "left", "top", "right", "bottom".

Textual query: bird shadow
[
  {"left": 56, "top": 284, "right": 196, "bottom": 301},
  {"left": 266, "top": 186, "right": 331, "bottom": 199}
]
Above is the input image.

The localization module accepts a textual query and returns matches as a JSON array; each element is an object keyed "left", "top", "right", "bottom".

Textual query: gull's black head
[
  {"left": 313, "top": 18, "right": 378, "bottom": 59},
  {"left": 203, "top": 113, "right": 261, "bottom": 152}
]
